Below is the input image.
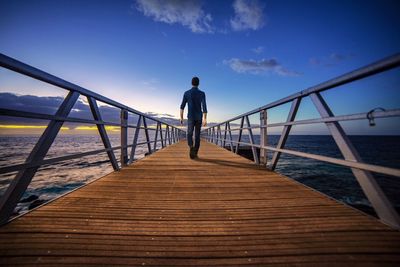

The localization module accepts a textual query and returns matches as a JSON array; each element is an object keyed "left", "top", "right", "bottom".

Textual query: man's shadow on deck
[{"left": 194, "top": 157, "right": 263, "bottom": 169}]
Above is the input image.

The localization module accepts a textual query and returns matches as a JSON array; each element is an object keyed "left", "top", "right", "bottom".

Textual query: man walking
[{"left": 180, "top": 77, "right": 207, "bottom": 159}]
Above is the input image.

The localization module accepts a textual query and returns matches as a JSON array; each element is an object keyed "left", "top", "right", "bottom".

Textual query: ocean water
[
  {"left": 0, "top": 133, "right": 153, "bottom": 216},
  {"left": 0, "top": 134, "right": 399, "bottom": 218}
]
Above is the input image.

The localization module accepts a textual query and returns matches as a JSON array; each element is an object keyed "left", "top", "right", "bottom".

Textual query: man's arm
[
  {"left": 179, "top": 93, "right": 187, "bottom": 125},
  {"left": 202, "top": 112, "right": 207, "bottom": 127},
  {"left": 180, "top": 109, "right": 184, "bottom": 125},
  {"left": 202, "top": 92, "right": 207, "bottom": 127}
]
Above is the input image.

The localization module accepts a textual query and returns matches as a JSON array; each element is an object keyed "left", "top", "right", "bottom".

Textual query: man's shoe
[
  {"left": 189, "top": 147, "right": 195, "bottom": 159},
  {"left": 193, "top": 148, "right": 199, "bottom": 159}
]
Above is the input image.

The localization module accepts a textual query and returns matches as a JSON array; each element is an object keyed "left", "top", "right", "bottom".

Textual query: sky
[{"left": 0, "top": 0, "right": 399, "bottom": 135}]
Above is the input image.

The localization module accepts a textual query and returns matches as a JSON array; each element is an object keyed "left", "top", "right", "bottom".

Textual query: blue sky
[{"left": 0, "top": 0, "right": 399, "bottom": 134}]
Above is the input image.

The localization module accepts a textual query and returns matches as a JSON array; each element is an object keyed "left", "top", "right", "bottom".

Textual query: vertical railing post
[
  {"left": 88, "top": 97, "right": 119, "bottom": 171},
  {"left": 160, "top": 124, "right": 165, "bottom": 148},
  {"left": 129, "top": 115, "right": 142, "bottom": 164},
  {"left": 271, "top": 98, "right": 301, "bottom": 170},
  {"left": 227, "top": 122, "right": 234, "bottom": 151},
  {"left": 223, "top": 122, "right": 228, "bottom": 148},
  {"left": 245, "top": 115, "right": 259, "bottom": 164},
  {"left": 153, "top": 122, "right": 159, "bottom": 151},
  {"left": 235, "top": 117, "right": 245, "bottom": 154},
  {"left": 310, "top": 92, "right": 400, "bottom": 229},
  {"left": 120, "top": 109, "right": 128, "bottom": 167},
  {"left": 142, "top": 117, "right": 152, "bottom": 154},
  {"left": 260, "top": 109, "right": 268, "bottom": 166},
  {"left": 172, "top": 127, "right": 176, "bottom": 143},
  {"left": 219, "top": 126, "right": 223, "bottom": 146},
  {"left": 217, "top": 125, "right": 221, "bottom": 146},
  {"left": 216, "top": 126, "right": 219, "bottom": 145},
  {"left": 166, "top": 125, "right": 171, "bottom": 145}
]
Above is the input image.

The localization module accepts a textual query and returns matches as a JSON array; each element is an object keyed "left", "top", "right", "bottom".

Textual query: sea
[{"left": 0, "top": 134, "right": 399, "bottom": 218}]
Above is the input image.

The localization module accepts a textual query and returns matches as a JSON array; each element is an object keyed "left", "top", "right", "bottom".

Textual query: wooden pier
[{"left": 1, "top": 140, "right": 400, "bottom": 266}]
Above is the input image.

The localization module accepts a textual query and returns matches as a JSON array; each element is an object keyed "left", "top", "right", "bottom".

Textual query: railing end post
[{"left": 120, "top": 109, "right": 128, "bottom": 167}]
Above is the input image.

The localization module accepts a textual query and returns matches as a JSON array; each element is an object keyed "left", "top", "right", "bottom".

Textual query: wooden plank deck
[{"left": 1, "top": 140, "right": 400, "bottom": 266}]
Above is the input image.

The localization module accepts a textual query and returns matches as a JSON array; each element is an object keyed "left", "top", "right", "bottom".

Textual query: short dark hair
[{"left": 192, "top": 76, "right": 199, "bottom": 86}]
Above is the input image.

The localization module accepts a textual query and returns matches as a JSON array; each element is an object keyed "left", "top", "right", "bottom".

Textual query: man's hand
[
  {"left": 180, "top": 109, "right": 184, "bottom": 126},
  {"left": 202, "top": 119, "right": 207, "bottom": 127}
]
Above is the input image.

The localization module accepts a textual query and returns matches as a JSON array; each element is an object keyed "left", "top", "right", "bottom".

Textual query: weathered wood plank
[{"left": 1, "top": 140, "right": 399, "bottom": 266}]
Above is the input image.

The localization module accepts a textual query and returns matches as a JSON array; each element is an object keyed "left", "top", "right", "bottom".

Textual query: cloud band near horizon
[{"left": 0, "top": 92, "right": 182, "bottom": 127}]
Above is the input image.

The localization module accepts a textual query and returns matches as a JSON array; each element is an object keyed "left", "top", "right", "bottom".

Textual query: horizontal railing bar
[
  {"left": 0, "top": 145, "right": 125, "bottom": 175},
  {"left": 205, "top": 53, "right": 400, "bottom": 129},
  {"left": 136, "top": 141, "right": 153, "bottom": 146},
  {"left": 0, "top": 53, "right": 182, "bottom": 131},
  {"left": 265, "top": 145, "right": 400, "bottom": 178},
  {"left": 205, "top": 138, "right": 261, "bottom": 148},
  {"left": 226, "top": 126, "right": 255, "bottom": 132},
  {"left": 208, "top": 108, "right": 400, "bottom": 130},
  {"left": 208, "top": 138, "right": 400, "bottom": 177},
  {"left": 268, "top": 109, "right": 400, "bottom": 128}
]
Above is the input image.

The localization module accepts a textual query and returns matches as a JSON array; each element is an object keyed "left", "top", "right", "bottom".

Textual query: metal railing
[
  {"left": 0, "top": 53, "right": 185, "bottom": 224},
  {"left": 202, "top": 53, "right": 400, "bottom": 229}
]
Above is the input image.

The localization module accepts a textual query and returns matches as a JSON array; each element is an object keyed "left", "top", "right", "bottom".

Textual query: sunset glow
[
  {"left": 0, "top": 124, "right": 69, "bottom": 130},
  {"left": 75, "top": 126, "right": 120, "bottom": 132}
]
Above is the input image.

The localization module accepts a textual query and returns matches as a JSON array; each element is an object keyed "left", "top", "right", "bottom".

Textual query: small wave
[{"left": 74, "top": 160, "right": 110, "bottom": 168}]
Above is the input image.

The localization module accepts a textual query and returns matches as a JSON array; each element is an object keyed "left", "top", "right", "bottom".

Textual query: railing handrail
[
  {"left": 206, "top": 53, "right": 400, "bottom": 128},
  {"left": 0, "top": 53, "right": 178, "bottom": 127},
  {"left": 201, "top": 53, "right": 400, "bottom": 230}
]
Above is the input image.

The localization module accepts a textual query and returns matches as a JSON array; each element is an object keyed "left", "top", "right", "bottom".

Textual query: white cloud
[
  {"left": 223, "top": 58, "right": 301, "bottom": 76},
  {"left": 230, "top": 0, "right": 265, "bottom": 31},
  {"left": 310, "top": 53, "right": 354, "bottom": 67},
  {"left": 135, "top": 0, "right": 214, "bottom": 33},
  {"left": 252, "top": 46, "right": 264, "bottom": 54}
]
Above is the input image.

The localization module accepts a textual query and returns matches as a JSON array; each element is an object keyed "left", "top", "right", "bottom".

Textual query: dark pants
[{"left": 187, "top": 119, "right": 202, "bottom": 151}]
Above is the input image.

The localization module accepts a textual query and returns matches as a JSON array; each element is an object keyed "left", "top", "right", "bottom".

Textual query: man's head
[{"left": 192, "top": 76, "right": 199, "bottom": 87}]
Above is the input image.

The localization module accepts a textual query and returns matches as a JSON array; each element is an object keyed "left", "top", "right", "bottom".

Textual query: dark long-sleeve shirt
[{"left": 180, "top": 87, "right": 207, "bottom": 121}]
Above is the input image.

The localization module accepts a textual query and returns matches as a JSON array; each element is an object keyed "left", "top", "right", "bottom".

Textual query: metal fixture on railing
[
  {"left": 0, "top": 53, "right": 185, "bottom": 224},
  {"left": 202, "top": 53, "right": 400, "bottom": 229}
]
